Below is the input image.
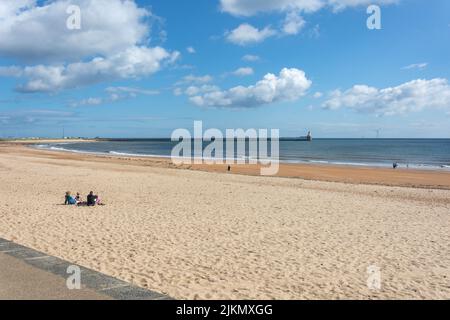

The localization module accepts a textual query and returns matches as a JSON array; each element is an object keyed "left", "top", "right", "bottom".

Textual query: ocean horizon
[{"left": 35, "top": 138, "right": 450, "bottom": 170}]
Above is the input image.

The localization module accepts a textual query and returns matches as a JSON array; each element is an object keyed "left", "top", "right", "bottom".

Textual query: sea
[{"left": 35, "top": 139, "right": 450, "bottom": 170}]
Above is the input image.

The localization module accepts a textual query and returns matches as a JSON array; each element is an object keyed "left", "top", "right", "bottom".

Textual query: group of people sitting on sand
[{"left": 64, "top": 191, "right": 104, "bottom": 206}]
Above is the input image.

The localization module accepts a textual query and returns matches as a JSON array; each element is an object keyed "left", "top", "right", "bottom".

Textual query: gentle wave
[
  {"left": 35, "top": 144, "right": 112, "bottom": 156},
  {"left": 108, "top": 151, "right": 172, "bottom": 159}
]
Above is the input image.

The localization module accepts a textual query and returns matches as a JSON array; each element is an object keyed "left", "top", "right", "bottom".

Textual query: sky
[{"left": 0, "top": 0, "right": 449, "bottom": 138}]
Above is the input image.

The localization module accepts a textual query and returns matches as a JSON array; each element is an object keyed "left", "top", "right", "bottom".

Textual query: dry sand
[{"left": 0, "top": 144, "right": 449, "bottom": 299}]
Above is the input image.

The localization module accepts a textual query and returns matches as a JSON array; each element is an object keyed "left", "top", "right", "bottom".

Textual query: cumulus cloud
[
  {"left": 322, "top": 78, "right": 450, "bottom": 116},
  {"left": 222, "top": 0, "right": 395, "bottom": 43},
  {"left": 220, "top": 0, "right": 397, "bottom": 16},
  {"left": 0, "top": 0, "right": 153, "bottom": 63},
  {"left": 187, "top": 46, "right": 196, "bottom": 54},
  {"left": 226, "top": 23, "right": 276, "bottom": 45},
  {"left": 189, "top": 68, "right": 311, "bottom": 108},
  {"left": 0, "top": 0, "right": 178, "bottom": 93},
  {"left": 8, "top": 46, "right": 178, "bottom": 93}
]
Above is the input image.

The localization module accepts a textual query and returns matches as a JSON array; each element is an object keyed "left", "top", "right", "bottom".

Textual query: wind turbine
[{"left": 374, "top": 128, "right": 381, "bottom": 139}]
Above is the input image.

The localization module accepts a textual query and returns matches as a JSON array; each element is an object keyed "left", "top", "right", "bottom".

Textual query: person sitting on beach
[
  {"left": 75, "top": 193, "right": 81, "bottom": 203},
  {"left": 64, "top": 192, "right": 77, "bottom": 205},
  {"left": 87, "top": 191, "right": 96, "bottom": 206},
  {"left": 65, "top": 192, "right": 71, "bottom": 205},
  {"left": 95, "top": 195, "right": 103, "bottom": 206}
]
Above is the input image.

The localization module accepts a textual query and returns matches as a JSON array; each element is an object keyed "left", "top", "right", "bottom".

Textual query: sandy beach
[{"left": 0, "top": 143, "right": 449, "bottom": 299}]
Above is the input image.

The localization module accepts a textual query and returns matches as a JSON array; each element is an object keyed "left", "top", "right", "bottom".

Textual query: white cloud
[
  {"left": 226, "top": 23, "right": 276, "bottom": 46},
  {"left": 232, "top": 67, "right": 254, "bottom": 76},
  {"left": 220, "top": 0, "right": 323, "bottom": 16},
  {"left": 313, "top": 91, "right": 323, "bottom": 98},
  {"left": 0, "top": 0, "right": 152, "bottom": 63},
  {"left": 0, "top": 0, "right": 36, "bottom": 20},
  {"left": 173, "top": 75, "right": 215, "bottom": 95},
  {"left": 308, "top": 24, "right": 321, "bottom": 38},
  {"left": 242, "top": 54, "right": 260, "bottom": 62},
  {"left": 0, "top": 0, "right": 179, "bottom": 93},
  {"left": 72, "top": 86, "right": 159, "bottom": 107},
  {"left": 322, "top": 78, "right": 450, "bottom": 116},
  {"left": 106, "top": 86, "right": 160, "bottom": 96},
  {"left": 402, "top": 62, "right": 428, "bottom": 70},
  {"left": 328, "top": 0, "right": 397, "bottom": 12},
  {"left": 185, "top": 85, "right": 221, "bottom": 96},
  {"left": 7, "top": 46, "right": 178, "bottom": 93},
  {"left": 222, "top": 0, "right": 389, "bottom": 43},
  {"left": 181, "top": 74, "right": 213, "bottom": 84},
  {"left": 220, "top": 0, "right": 397, "bottom": 16},
  {"left": 77, "top": 97, "right": 103, "bottom": 106},
  {"left": 0, "top": 66, "right": 23, "bottom": 77},
  {"left": 189, "top": 68, "right": 312, "bottom": 108},
  {"left": 187, "top": 46, "right": 196, "bottom": 54},
  {"left": 173, "top": 88, "right": 183, "bottom": 96},
  {"left": 283, "top": 11, "right": 306, "bottom": 35}
]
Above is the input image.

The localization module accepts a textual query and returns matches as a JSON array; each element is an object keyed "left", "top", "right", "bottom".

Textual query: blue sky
[{"left": 0, "top": 0, "right": 449, "bottom": 138}]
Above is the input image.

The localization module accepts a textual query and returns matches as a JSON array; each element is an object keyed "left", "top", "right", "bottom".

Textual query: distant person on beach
[
  {"left": 64, "top": 192, "right": 77, "bottom": 205},
  {"left": 87, "top": 191, "right": 97, "bottom": 206},
  {"left": 75, "top": 193, "right": 81, "bottom": 203},
  {"left": 393, "top": 162, "right": 398, "bottom": 169},
  {"left": 64, "top": 192, "right": 70, "bottom": 205}
]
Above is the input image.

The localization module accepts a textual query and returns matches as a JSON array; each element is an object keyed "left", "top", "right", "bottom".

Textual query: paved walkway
[
  {"left": 0, "top": 238, "right": 171, "bottom": 300},
  {"left": 0, "top": 252, "right": 110, "bottom": 300}
]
